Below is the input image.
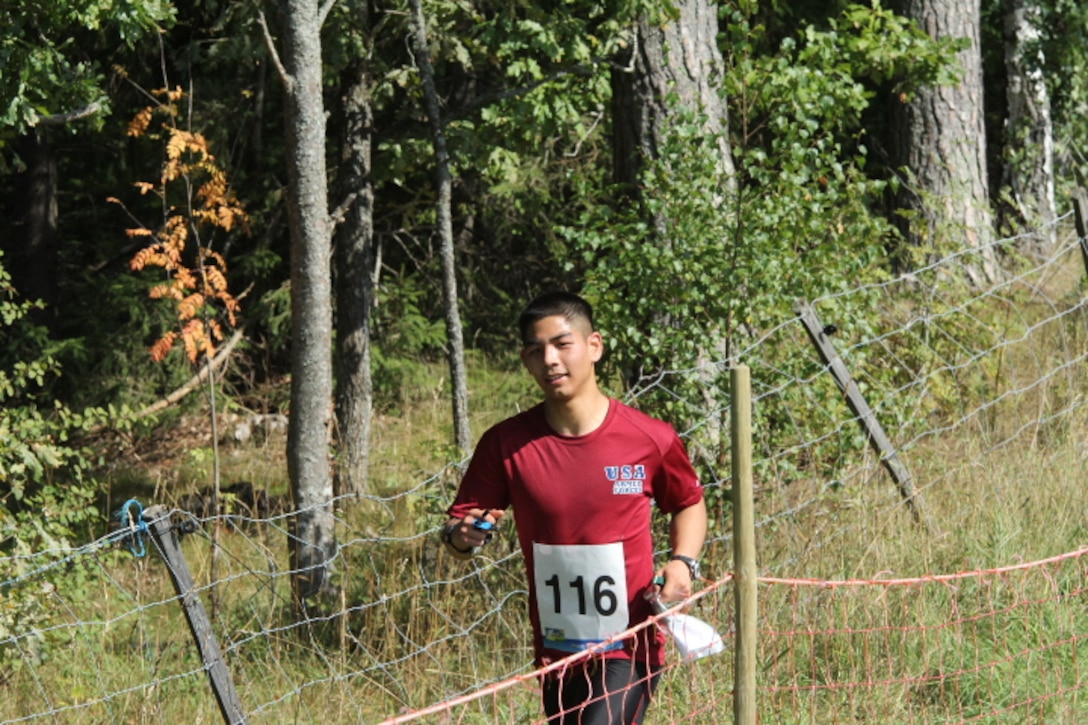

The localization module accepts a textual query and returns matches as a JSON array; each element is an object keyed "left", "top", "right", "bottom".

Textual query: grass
[
  {"left": 7, "top": 374, "right": 1087, "bottom": 724},
  {"left": 5, "top": 257, "right": 1088, "bottom": 723}
]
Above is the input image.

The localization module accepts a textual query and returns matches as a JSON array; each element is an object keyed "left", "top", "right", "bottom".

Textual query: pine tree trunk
[
  {"left": 8, "top": 130, "right": 58, "bottom": 326},
  {"left": 610, "top": 0, "right": 735, "bottom": 457},
  {"left": 611, "top": 0, "right": 735, "bottom": 193},
  {"left": 893, "top": 0, "right": 996, "bottom": 284}
]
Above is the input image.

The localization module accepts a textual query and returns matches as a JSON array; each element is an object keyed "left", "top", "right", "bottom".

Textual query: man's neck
[{"left": 543, "top": 390, "right": 611, "bottom": 437}]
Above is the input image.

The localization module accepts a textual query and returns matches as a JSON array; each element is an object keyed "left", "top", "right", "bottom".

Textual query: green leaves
[
  {"left": 560, "top": 2, "right": 949, "bottom": 440},
  {"left": 1034, "top": 0, "right": 1088, "bottom": 193},
  {"left": 0, "top": 260, "right": 88, "bottom": 498},
  {"left": 0, "top": 0, "right": 174, "bottom": 136},
  {"left": 0, "top": 250, "right": 120, "bottom": 669}
]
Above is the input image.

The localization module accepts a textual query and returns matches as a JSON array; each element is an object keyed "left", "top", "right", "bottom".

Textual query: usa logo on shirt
[{"left": 605, "top": 464, "right": 646, "bottom": 495}]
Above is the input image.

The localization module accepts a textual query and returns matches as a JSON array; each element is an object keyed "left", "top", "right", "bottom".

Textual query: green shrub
[{"left": 0, "top": 253, "right": 125, "bottom": 673}]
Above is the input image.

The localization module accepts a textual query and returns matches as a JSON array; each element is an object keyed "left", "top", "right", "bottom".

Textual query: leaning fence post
[
  {"left": 1074, "top": 188, "right": 1088, "bottom": 276},
  {"left": 731, "top": 365, "right": 757, "bottom": 725},
  {"left": 793, "top": 300, "right": 927, "bottom": 527},
  {"left": 144, "top": 505, "right": 248, "bottom": 725}
]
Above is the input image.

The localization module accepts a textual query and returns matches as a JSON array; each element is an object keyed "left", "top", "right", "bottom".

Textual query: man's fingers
[{"left": 461, "top": 509, "right": 500, "bottom": 546}]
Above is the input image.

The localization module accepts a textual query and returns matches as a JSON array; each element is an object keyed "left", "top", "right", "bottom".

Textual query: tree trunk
[
  {"left": 611, "top": 0, "right": 735, "bottom": 194},
  {"left": 409, "top": 0, "right": 472, "bottom": 454},
  {"left": 1002, "top": 0, "right": 1056, "bottom": 253},
  {"left": 7, "top": 130, "right": 58, "bottom": 325},
  {"left": 893, "top": 0, "right": 996, "bottom": 284},
  {"left": 334, "top": 44, "right": 376, "bottom": 497},
  {"left": 279, "top": 0, "right": 336, "bottom": 602},
  {"left": 610, "top": 0, "right": 735, "bottom": 455}
]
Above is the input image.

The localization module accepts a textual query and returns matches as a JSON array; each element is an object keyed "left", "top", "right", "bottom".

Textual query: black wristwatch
[
  {"left": 441, "top": 520, "right": 473, "bottom": 554},
  {"left": 669, "top": 554, "right": 702, "bottom": 581}
]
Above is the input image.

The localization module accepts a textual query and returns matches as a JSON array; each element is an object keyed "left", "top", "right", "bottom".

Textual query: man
[{"left": 441, "top": 291, "right": 707, "bottom": 725}]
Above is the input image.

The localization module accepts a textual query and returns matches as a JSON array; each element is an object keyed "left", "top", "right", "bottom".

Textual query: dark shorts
[{"left": 542, "top": 658, "right": 662, "bottom": 725}]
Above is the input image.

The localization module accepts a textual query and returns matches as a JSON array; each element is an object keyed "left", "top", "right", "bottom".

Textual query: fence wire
[{"left": 3, "top": 213, "right": 1088, "bottom": 723}]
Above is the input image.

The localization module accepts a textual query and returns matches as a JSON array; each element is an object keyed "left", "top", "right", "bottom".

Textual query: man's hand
[
  {"left": 442, "top": 508, "right": 504, "bottom": 556},
  {"left": 654, "top": 558, "right": 695, "bottom": 605},
  {"left": 657, "top": 497, "right": 707, "bottom": 604}
]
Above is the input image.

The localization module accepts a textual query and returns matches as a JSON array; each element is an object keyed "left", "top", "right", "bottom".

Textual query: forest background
[{"left": 2, "top": 0, "right": 1088, "bottom": 699}]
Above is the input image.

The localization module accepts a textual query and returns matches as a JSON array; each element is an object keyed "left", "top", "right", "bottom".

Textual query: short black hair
[{"left": 518, "top": 291, "right": 595, "bottom": 343}]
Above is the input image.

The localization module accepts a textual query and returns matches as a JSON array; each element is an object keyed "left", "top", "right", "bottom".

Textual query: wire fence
[{"left": 3, "top": 208, "right": 1088, "bottom": 723}]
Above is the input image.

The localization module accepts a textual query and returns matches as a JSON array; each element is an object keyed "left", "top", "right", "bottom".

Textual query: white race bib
[{"left": 533, "top": 542, "right": 629, "bottom": 653}]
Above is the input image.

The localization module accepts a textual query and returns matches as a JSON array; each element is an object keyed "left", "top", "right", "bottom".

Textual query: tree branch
[
  {"left": 36, "top": 101, "right": 104, "bottom": 127},
  {"left": 135, "top": 327, "right": 246, "bottom": 420},
  {"left": 257, "top": 9, "right": 292, "bottom": 89},
  {"left": 329, "top": 192, "right": 358, "bottom": 231},
  {"left": 318, "top": 0, "right": 338, "bottom": 27}
]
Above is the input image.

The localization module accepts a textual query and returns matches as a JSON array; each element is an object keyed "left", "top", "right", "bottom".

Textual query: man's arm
[{"left": 658, "top": 497, "right": 708, "bottom": 602}]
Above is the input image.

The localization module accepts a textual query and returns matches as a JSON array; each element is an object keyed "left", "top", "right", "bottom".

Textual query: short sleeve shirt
[{"left": 448, "top": 400, "right": 703, "bottom": 666}]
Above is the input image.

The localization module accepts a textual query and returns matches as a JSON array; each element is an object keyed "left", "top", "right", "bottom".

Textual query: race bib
[{"left": 533, "top": 542, "right": 629, "bottom": 653}]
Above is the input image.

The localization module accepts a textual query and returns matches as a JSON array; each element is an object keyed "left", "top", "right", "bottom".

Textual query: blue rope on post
[{"left": 117, "top": 499, "right": 150, "bottom": 557}]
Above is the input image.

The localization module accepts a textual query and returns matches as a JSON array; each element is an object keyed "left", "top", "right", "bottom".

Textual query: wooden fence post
[
  {"left": 144, "top": 505, "right": 248, "bottom": 725},
  {"left": 793, "top": 300, "right": 927, "bottom": 527},
  {"left": 732, "top": 365, "right": 757, "bottom": 725},
  {"left": 1073, "top": 188, "right": 1088, "bottom": 276}
]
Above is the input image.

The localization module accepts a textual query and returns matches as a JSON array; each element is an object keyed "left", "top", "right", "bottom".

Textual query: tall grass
[{"left": 4, "top": 252, "right": 1088, "bottom": 723}]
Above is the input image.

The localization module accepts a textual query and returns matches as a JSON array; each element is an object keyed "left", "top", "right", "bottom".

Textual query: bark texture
[
  {"left": 611, "top": 0, "right": 734, "bottom": 191},
  {"left": 334, "top": 48, "right": 376, "bottom": 497},
  {"left": 281, "top": 0, "right": 336, "bottom": 601},
  {"left": 893, "top": 0, "right": 996, "bottom": 283}
]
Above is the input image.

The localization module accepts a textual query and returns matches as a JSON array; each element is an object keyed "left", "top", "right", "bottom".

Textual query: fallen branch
[{"left": 135, "top": 327, "right": 246, "bottom": 420}]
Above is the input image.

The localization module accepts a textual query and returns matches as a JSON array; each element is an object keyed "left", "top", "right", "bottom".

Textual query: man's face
[{"left": 520, "top": 314, "right": 603, "bottom": 402}]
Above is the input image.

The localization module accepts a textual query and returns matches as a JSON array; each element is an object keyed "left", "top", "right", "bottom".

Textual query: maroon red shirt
[{"left": 448, "top": 400, "right": 703, "bottom": 666}]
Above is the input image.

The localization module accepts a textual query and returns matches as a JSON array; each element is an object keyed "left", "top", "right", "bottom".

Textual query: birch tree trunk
[{"left": 1002, "top": 0, "right": 1056, "bottom": 253}]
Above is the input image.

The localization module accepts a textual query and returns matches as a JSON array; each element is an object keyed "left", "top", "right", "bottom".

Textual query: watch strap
[
  {"left": 669, "top": 554, "right": 701, "bottom": 580},
  {"left": 441, "top": 520, "right": 475, "bottom": 556}
]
